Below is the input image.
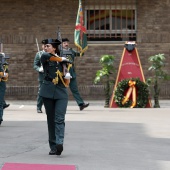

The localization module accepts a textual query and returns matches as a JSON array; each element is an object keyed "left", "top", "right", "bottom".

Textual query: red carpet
[{"left": 1, "top": 163, "right": 77, "bottom": 170}]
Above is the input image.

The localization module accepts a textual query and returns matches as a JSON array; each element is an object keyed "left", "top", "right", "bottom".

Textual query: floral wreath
[{"left": 114, "top": 78, "right": 149, "bottom": 108}]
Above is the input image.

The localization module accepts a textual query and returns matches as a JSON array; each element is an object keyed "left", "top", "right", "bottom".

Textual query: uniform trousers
[
  {"left": 42, "top": 97, "right": 68, "bottom": 150},
  {"left": 0, "top": 82, "right": 6, "bottom": 122},
  {"left": 69, "top": 77, "right": 84, "bottom": 106},
  {"left": 37, "top": 81, "right": 43, "bottom": 110}
]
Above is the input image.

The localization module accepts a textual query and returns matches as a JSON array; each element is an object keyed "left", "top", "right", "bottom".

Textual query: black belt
[
  {"left": 44, "top": 77, "right": 63, "bottom": 86},
  {"left": 44, "top": 77, "right": 53, "bottom": 82}
]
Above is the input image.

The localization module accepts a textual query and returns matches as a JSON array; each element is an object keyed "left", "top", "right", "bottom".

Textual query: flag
[{"left": 74, "top": 0, "right": 88, "bottom": 56}]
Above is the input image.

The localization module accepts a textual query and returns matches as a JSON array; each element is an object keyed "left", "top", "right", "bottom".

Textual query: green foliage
[
  {"left": 94, "top": 55, "right": 116, "bottom": 84},
  {"left": 148, "top": 54, "right": 170, "bottom": 83},
  {"left": 147, "top": 53, "right": 170, "bottom": 108},
  {"left": 94, "top": 55, "right": 116, "bottom": 107}
]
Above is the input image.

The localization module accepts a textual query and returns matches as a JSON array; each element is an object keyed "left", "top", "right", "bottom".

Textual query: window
[{"left": 85, "top": 1, "right": 136, "bottom": 42}]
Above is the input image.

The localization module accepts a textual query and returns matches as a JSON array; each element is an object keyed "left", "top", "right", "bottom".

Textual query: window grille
[{"left": 84, "top": 0, "right": 137, "bottom": 42}]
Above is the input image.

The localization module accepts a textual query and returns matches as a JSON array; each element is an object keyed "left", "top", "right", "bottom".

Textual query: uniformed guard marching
[
  {"left": 33, "top": 41, "right": 45, "bottom": 113},
  {"left": 0, "top": 53, "right": 9, "bottom": 125},
  {"left": 61, "top": 38, "right": 89, "bottom": 111},
  {"left": 39, "top": 38, "right": 70, "bottom": 156}
]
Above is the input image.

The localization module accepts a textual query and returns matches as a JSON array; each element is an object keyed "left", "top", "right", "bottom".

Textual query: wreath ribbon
[{"left": 122, "top": 80, "right": 137, "bottom": 108}]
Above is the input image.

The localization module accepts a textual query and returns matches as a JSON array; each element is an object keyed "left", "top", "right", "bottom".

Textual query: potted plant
[
  {"left": 147, "top": 53, "right": 170, "bottom": 108},
  {"left": 94, "top": 55, "right": 116, "bottom": 107}
]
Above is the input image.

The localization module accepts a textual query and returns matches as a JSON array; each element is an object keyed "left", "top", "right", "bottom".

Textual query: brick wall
[{"left": 0, "top": 0, "right": 170, "bottom": 100}]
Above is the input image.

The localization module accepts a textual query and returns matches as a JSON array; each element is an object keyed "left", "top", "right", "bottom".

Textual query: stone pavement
[{"left": 0, "top": 100, "right": 170, "bottom": 170}]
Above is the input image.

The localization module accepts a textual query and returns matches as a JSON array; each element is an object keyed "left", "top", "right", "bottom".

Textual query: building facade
[{"left": 0, "top": 0, "right": 170, "bottom": 100}]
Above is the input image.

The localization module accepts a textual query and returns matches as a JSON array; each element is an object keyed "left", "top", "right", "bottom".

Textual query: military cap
[
  {"left": 62, "top": 38, "right": 69, "bottom": 42},
  {"left": 42, "top": 38, "right": 61, "bottom": 45}
]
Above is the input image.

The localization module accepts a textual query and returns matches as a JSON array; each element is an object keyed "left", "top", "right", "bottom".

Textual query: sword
[
  {"left": 35, "top": 38, "right": 41, "bottom": 56},
  {"left": 35, "top": 38, "right": 43, "bottom": 72}
]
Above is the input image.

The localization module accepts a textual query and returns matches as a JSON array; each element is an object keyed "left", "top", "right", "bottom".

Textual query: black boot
[
  {"left": 79, "top": 103, "right": 89, "bottom": 111},
  {"left": 49, "top": 149, "right": 57, "bottom": 155},
  {"left": 3, "top": 104, "right": 10, "bottom": 109},
  {"left": 0, "top": 119, "right": 3, "bottom": 125},
  {"left": 56, "top": 144, "right": 63, "bottom": 155}
]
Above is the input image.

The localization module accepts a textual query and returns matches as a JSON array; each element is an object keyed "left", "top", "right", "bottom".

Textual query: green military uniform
[
  {"left": 61, "top": 48, "right": 85, "bottom": 106},
  {"left": 0, "top": 63, "right": 8, "bottom": 125},
  {"left": 39, "top": 51, "right": 68, "bottom": 154},
  {"left": 33, "top": 50, "right": 44, "bottom": 112},
  {"left": 0, "top": 81, "right": 6, "bottom": 125}
]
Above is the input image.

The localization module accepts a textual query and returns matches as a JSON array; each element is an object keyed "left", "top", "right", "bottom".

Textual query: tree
[
  {"left": 94, "top": 55, "right": 116, "bottom": 107},
  {"left": 147, "top": 53, "right": 170, "bottom": 108}
]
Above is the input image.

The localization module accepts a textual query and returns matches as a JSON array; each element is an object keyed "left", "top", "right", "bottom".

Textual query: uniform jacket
[
  {"left": 39, "top": 52, "right": 68, "bottom": 99},
  {"left": 33, "top": 51, "right": 44, "bottom": 81}
]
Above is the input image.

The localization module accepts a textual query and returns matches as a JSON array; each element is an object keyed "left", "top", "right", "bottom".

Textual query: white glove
[
  {"left": 3, "top": 72, "right": 7, "bottom": 77},
  {"left": 39, "top": 66, "right": 44, "bottom": 72},
  {"left": 62, "top": 57, "right": 69, "bottom": 62},
  {"left": 0, "top": 53, "right": 5, "bottom": 57}
]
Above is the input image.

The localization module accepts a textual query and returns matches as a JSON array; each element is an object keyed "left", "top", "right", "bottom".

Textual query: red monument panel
[{"left": 109, "top": 42, "right": 151, "bottom": 108}]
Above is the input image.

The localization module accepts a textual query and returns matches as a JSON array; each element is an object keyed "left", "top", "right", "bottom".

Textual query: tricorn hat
[
  {"left": 41, "top": 38, "right": 61, "bottom": 45},
  {"left": 62, "top": 38, "right": 69, "bottom": 42},
  {"left": 124, "top": 41, "right": 136, "bottom": 52}
]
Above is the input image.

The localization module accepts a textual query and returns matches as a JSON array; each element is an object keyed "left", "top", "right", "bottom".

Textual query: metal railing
[{"left": 84, "top": 0, "right": 137, "bottom": 42}]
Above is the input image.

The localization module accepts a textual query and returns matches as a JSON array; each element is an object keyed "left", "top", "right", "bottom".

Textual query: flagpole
[{"left": 74, "top": 0, "right": 88, "bottom": 56}]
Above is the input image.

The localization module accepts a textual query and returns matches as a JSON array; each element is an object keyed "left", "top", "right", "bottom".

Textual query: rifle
[
  {"left": 56, "top": 27, "right": 72, "bottom": 60},
  {"left": 57, "top": 27, "right": 63, "bottom": 52},
  {"left": 56, "top": 27, "right": 72, "bottom": 81}
]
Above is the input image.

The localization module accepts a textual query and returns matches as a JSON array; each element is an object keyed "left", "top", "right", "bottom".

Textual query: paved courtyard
[{"left": 0, "top": 100, "right": 170, "bottom": 170}]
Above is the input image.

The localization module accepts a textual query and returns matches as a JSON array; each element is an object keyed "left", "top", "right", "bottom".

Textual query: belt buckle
[{"left": 52, "top": 77, "right": 58, "bottom": 85}]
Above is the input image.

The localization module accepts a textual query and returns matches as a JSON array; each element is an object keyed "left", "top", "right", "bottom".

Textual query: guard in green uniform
[
  {"left": 61, "top": 38, "right": 89, "bottom": 110},
  {"left": 39, "top": 38, "right": 70, "bottom": 156},
  {"left": 0, "top": 56, "right": 9, "bottom": 126},
  {"left": 33, "top": 42, "right": 45, "bottom": 113}
]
